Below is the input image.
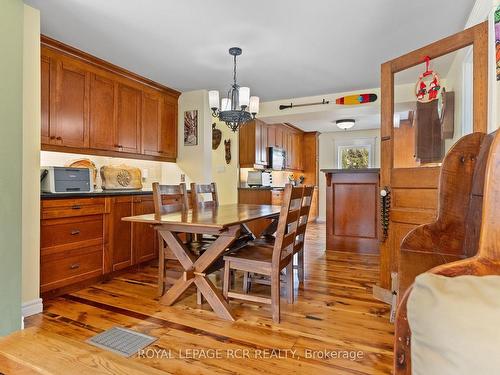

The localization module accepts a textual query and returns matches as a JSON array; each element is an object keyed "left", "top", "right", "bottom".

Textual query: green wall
[{"left": 0, "top": 0, "right": 23, "bottom": 335}]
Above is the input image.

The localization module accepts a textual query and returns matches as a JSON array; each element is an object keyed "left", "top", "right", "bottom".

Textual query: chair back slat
[
  {"left": 272, "top": 184, "right": 305, "bottom": 266},
  {"left": 293, "top": 186, "right": 315, "bottom": 254},
  {"left": 152, "top": 182, "right": 189, "bottom": 220},
  {"left": 190, "top": 182, "right": 219, "bottom": 209}
]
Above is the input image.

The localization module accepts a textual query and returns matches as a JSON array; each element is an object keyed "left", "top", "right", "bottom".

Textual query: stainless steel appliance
[
  {"left": 41, "top": 166, "right": 94, "bottom": 193},
  {"left": 268, "top": 147, "right": 286, "bottom": 170},
  {"left": 247, "top": 170, "right": 272, "bottom": 187}
]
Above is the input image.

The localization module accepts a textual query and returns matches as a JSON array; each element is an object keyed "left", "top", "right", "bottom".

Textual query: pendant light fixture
[{"left": 208, "top": 47, "right": 259, "bottom": 132}]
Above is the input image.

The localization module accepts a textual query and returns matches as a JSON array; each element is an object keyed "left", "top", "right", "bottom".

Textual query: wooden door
[
  {"left": 116, "top": 83, "right": 141, "bottom": 154},
  {"left": 275, "top": 126, "right": 284, "bottom": 148},
  {"left": 90, "top": 73, "right": 116, "bottom": 151},
  {"left": 267, "top": 125, "right": 276, "bottom": 148},
  {"left": 379, "top": 22, "right": 488, "bottom": 290},
  {"left": 110, "top": 196, "right": 133, "bottom": 271},
  {"left": 41, "top": 55, "right": 54, "bottom": 145},
  {"left": 132, "top": 196, "right": 157, "bottom": 263},
  {"left": 53, "top": 59, "right": 90, "bottom": 148},
  {"left": 158, "top": 94, "right": 177, "bottom": 158}
]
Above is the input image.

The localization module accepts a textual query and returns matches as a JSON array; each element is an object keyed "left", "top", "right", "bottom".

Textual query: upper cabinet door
[
  {"left": 116, "top": 83, "right": 141, "bottom": 154},
  {"left": 89, "top": 73, "right": 116, "bottom": 151},
  {"left": 158, "top": 94, "right": 177, "bottom": 158},
  {"left": 141, "top": 91, "right": 161, "bottom": 157},
  {"left": 53, "top": 59, "right": 90, "bottom": 148},
  {"left": 41, "top": 55, "right": 53, "bottom": 145}
]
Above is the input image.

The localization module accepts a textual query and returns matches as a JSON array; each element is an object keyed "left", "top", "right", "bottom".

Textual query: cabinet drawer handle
[
  {"left": 50, "top": 136, "right": 56, "bottom": 140},
  {"left": 69, "top": 263, "right": 80, "bottom": 270},
  {"left": 71, "top": 205, "right": 81, "bottom": 210},
  {"left": 56, "top": 136, "right": 62, "bottom": 141},
  {"left": 70, "top": 229, "right": 80, "bottom": 235}
]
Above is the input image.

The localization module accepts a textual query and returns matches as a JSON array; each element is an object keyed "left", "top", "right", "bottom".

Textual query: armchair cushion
[{"left": 408, "top": 273, "right": 500, "bottom": 375}]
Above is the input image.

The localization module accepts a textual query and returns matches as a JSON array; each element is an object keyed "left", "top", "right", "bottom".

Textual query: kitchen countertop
[
  {"left": 41, "top": 189, "right": 154, "bottom": 199},
  {"left": 238, "top": 186, "right": 285, "bottom": 191},
  {"left": 321, "top": 168, "right": 380, "bottom": 174}
]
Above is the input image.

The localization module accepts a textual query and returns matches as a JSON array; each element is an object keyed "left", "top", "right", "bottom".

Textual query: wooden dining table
[{"left": 123, "top": 203, "right": 281, "bottom": 321}]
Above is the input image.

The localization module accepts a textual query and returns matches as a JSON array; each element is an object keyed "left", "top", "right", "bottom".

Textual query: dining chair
[
  {"left": 190, "top": 182, "right": 219, "bottom": 208},
  {"left": 222, "top": 184, "right": 305, "bottom": 323},
  {"left": 244, "top": 185, "right": 315, "bottom": 292},
  {"left": 152, "top": 182, "right": 191, "bottom": 297}
]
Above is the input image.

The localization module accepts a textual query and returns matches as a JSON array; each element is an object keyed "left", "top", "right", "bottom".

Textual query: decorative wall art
[
  {"left": 224, "top": 139, "right": 231, "bottom": 164},
  {"left": 495, "top": 5, "right": 500, "bottom": 80},
  {"left": 212, "top": 123, "right": 222, "bottom": 150},
  {"left": 184, "top": 110, "right": 198, "bottom": 146}
]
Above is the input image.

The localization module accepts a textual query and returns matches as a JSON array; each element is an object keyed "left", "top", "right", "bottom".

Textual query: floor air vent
[{"left": 86, "top": 327, "right": 157, "bottom": 357}]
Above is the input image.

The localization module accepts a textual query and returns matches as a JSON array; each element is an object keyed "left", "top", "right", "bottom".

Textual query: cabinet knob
[
  {"left": 50, "top": 136, "right": 56, "bottom": 140},
  {"left": 70, "top": 229, "right": 80, "bottom": 235},
  {"left": 56, "top": 136, "right": 62, "bottom": 141},
  {"left": 71, "top": 205, "right": 81, "bottom": 210},
  {"left": 69, "top": 263, "right": 80, "bottom": 270}
]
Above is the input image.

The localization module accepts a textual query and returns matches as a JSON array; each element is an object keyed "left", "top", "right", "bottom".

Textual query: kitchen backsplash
[{"left": 41, "top": 151, "right": 188, "bottom": 190}]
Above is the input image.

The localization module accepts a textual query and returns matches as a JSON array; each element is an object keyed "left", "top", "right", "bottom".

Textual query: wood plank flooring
[{"left": 0, "top": 223, "right": 394, "bottom": 374}]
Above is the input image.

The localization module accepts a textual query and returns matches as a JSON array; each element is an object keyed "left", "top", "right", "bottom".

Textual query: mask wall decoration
[
  {"left": 212, "top": 123, "right": 222, "bottom": 150},
  {"left": 224, "top": 139, "right": 231, "bottom": 164}
]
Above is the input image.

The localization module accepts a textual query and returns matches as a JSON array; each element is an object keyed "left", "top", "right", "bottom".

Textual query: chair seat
[{"left": 223, "top": 245, "right": 273, "bottom": 265}]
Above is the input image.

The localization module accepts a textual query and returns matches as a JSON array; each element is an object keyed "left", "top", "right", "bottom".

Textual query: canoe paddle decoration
[{"left": 335, "top": 93, "right": 378, "bottom": 105}]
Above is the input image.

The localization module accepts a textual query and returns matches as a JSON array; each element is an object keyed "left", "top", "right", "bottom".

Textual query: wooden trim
[
  {"left": 41, "top": 143, "right": 176, "bottom": 163},
  {"left": 41, "top": 35, "right": 181, "bottom": 97}
]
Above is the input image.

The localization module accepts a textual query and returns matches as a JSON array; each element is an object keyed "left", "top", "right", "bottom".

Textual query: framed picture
[
  {"left": 337, "top": 144, "right": 372, "bottom": 169},
  {"left": 184, "top": 110, "right": 198, "bottom": 146}
]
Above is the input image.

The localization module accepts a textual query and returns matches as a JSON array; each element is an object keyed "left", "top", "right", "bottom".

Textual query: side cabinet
[
  {"left": 132, "top": 196, "right": 158, "bottom": 264},
  {"left": 108, "top": 196, "right": 133, "bottom": 271},
  {"left": 41, "top": 194, "right": 161, "bottom": 295}
]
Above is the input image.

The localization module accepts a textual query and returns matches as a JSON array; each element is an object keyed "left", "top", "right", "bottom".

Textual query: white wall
[
  {"left": 22, "top": 4, "right": 42, "bottom": 313},
  {"left": 318, "top": 129, "right": 380, "bottom": 221},
  {"left": 211, "top": 119, "right": 239, "bottom": 204},
  {"left": 177, "top": 90, "right": 213, "bottom": 184}
]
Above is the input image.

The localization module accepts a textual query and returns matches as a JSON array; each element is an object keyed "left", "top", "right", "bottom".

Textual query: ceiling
[{"left": 27, "top": 0, "right": 475, "bottom": 102}]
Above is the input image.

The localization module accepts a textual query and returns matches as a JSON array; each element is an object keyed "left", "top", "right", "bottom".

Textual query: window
[{"left": 338, "top": 145, "right": 372, "bottom": 169}]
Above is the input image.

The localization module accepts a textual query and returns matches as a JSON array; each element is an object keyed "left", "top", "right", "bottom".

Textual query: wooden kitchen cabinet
[
  {"left": 239, "top": 119, "right": 268, "bottom": 168},
  {"left": 41, "top": 193, "right": 163, "bottom": 295},
  {"left": 109, "top": 196, "right": 133, "bottom": 271},
  {"left": 41, "top": 35, "right": 179, "bottom": 162},
  {"left": 116, "top": 83, "right": 142, "bottom": 154},
  {"left": 41, "top": 55, "right": 53, "bottom": 145},
  {"left": 132, "top": 196, "right": 158, "bottom": 263},
  {"left": 52, "top": 58, "right": 90, "bottom": 148},
  {"left": 90, "top": 73, "right": 116, "bottom": 150}
]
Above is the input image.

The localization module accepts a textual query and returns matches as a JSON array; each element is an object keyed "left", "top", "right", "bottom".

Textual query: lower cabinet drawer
[
  {"left": 271, "top": 190, "right": 284, "bottom": 205},
  {"left": 41, "top": 198, "right": 106, "bottom": 219},
  {"left": 41, "top": 215, "right": 103, "bottom": 249},
  {"left": 41, "top": 246, "right": 103, "bottom": 292}
]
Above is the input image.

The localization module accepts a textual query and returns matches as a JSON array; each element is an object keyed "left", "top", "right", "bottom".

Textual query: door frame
[{"left": 379, "top": 21, "right": 488, "bottom": 289}]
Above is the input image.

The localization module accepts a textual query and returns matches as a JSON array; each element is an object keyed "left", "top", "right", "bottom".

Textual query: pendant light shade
[
  {"left": 209, "top": 90, "right": 219, "bottom": 110},
  {"left": 239, "top": 87, "right": 250, "bottom": 108},
  {"left": 249, "top": 96, "right": 260, "bottom": 115}
]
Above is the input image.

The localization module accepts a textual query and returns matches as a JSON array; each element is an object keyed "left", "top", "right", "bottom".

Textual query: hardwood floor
[{"left": 0, "top": 223, "right": 394, "bottom": 374}]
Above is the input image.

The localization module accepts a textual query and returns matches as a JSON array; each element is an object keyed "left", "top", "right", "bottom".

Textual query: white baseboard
[{"left": 22, "top": 298, "right": 43, "bottom": 319}]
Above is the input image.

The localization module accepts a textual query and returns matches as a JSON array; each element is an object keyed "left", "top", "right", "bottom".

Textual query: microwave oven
[{"left": 268, "top": 147, "right": 286, "bottom": 170}]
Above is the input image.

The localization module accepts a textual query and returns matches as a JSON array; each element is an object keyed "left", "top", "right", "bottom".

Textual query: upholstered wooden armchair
[{"left": 394, "top": 129, "right": 500, "bottom": 374}]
